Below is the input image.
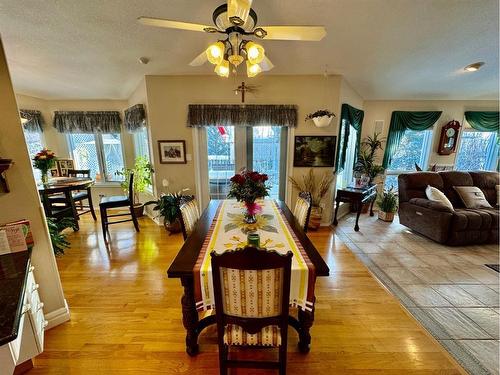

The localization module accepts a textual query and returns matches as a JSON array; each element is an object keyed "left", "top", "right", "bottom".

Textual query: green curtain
[
  {"left": 464, "top": 111, "right": 499, "bottom": 132},
  {"left": 335, "top": 103, "right": 364, "bottom": 172},
  {"left": 382, "top": 111, "right": 442, "bottom": 169}
]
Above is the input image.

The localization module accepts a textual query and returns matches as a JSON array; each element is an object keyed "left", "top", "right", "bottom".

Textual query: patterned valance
[
  {"left": 187, "top": 104, "right": 298, "bottom": 127},
  {"left": 124, "top": 104, "right": 147, "bottom": 132},
  {"left": 53, "top": 111, "right": 122, "bottom": 133},
  {"left": 19, "top": 109, "right": 44, "bottom": 132}
]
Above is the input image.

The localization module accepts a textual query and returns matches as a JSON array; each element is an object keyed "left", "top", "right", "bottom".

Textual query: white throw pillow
[{"left": 425, "top": 185, "right": 454, "bottom": 211}]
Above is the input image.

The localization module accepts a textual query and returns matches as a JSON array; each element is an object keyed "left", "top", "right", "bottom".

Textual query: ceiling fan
[{"left": 138, "top": 0, "right": 326, "bottom": 78}]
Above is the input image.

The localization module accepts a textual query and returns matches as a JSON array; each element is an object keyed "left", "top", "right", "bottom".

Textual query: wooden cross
[{"left": 235, "top": 81, "right": 248, "bottom": 103}]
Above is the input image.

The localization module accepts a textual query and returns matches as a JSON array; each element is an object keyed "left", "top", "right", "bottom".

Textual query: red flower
[{"left": 230, "top": 174, "right": 245, "bottom": 185}]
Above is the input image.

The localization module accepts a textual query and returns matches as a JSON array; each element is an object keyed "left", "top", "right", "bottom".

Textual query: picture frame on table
[
  {"left": 158, "top": 140, "right": 187, "bottom": 164},
  {"left": 293, "top": 135, "right": 336, "bottom": 167}
]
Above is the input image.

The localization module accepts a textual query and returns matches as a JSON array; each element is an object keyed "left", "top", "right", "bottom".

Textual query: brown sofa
[{"left": 398, "top": 171, "right": 499, "bottom": 246}]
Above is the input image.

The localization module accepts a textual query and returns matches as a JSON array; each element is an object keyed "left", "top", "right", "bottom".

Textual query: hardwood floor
[{"left": 30, "top": 214, "right": 467, "bottom": 374}]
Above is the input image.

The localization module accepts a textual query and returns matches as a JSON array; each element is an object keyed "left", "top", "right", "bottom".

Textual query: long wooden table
[{"left": 167, "top": 199, "right": 329, "bottom": 356}]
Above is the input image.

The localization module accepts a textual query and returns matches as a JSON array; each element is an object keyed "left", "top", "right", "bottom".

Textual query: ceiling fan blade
[
  {"left": 260, "top": 56, "right": 274, "bottom": 72},
  {"left": 259, "top": 26, "right": 326, "bottom": 41},
  {"left": 189, "top": 50, "right": 208, "bottom": 66},
  {"left": 138, "top": 17, "right": 211, "bottom": 32},
  {"left": 227, "top": 0, "right": 253, "bottom": 25}
]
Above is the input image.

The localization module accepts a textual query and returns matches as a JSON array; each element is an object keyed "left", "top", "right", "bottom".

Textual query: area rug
[{"left": 485, "top": 264, "right": 500, "bottom": 273}]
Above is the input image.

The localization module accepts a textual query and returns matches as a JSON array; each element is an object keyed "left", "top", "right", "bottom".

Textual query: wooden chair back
[
  {"left": 179, "top": 195, "right": 200, "bottom": 240},
  {"left": 128, "top": 172, "right": 134, "bottom": 204},
  {"left": 293, "top": 191, "right": 313, "bottom": 232}
]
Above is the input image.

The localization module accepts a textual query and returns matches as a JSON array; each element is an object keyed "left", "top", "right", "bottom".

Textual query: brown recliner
[{"left": 398, "top": 171, "right": 499, "bottom": 246}]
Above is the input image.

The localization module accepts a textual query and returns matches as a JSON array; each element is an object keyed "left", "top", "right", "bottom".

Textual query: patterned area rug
[{"left": 485, "top": 264, "right": 500, "bottom": 273}]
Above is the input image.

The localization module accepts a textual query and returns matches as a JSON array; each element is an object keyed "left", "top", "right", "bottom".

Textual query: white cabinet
[{"left": 0, "top": 265, "right": 46, "bottom": 375}]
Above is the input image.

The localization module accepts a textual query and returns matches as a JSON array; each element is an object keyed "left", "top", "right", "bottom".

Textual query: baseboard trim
[{"left": 44, "top": 299, "right": 71, "bottom": 330}]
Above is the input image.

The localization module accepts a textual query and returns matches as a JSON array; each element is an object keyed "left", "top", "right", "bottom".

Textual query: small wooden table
[{"left": 332, "top": 185, "right": 377, "bottom": 231}]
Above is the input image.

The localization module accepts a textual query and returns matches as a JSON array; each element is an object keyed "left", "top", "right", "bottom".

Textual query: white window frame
[
  {"left": 336, "top": 124, "right": 357, "bottom": 189},
  {"left": 67, "top": 132, "right": 126, "bottom": 184},
  {"left": 384, "top": 128, "right": 433, "bottom": 186},
  {"left": 455, "top": 128, "right": 499, "bottom": 171}
]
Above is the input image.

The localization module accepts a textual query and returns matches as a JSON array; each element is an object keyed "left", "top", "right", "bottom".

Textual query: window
[
  {"left": 455, "top": 130, "right": 498, "bottom": 171},
  {"left": 23, "top": 129, "right": 44, "bottom": 181},
  {"left": 252, "top": 126, "right": 281, "bottom": 200},
  {"left": 336, "top": 124, "right": 357, "bottom": 189},
  {"left": 67, "top": 132, "right": 125, "bottom": 183},
  {"left": 133, "top": 127, "right": 150, "bottom": 161},
  {"left": 384, "top": 129, "right": 433, "bottom": 189},
  {"left": 207, "top": 126, "right": 235, "bottom": 200}
]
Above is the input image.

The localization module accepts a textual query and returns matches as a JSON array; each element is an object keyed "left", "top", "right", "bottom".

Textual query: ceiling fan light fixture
[
  {"left": 464, "top": 62, "right": 485, "bottom": 72},
  {"left": 228, "top": 54, "right": 244, "bottom": 67},
  {"left": 215, "top": 59, "right": 230, "bottom": 77},
  {"left": 228, "top": 0, "right": 252, "bottom": 26},
  {"left": 245, "top": 41, "right": 265, "bottom": 64},
  {"left": 206, "top": 41, "right": 225, "bottom": 65},
  {"left": 253, "top": 27, "right": 267, "bottom": 39},
  {"left": 246, "top": 60, "right": 262, "bottom": 77}
]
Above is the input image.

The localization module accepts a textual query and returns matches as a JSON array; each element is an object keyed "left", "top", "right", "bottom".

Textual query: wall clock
[{"left": 437, "top": 120, "right": 461, "bottom": 155}]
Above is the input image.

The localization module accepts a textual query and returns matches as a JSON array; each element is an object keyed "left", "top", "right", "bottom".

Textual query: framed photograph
[
  {"left": 57, "top": 159, "right": 75, "bottom": 176},
  {"left": 158, "top": 140, "right": 187, "bottom": 164},
  {"left": 293, "top": 136, "right": 336, "bottom": 167}
]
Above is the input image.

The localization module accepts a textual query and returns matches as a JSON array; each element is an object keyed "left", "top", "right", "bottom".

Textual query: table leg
[
  {"left": 65, "top": 191, "right": 79, "bottom": 231},
  {"left": 298, "top": 297, "right": 315, "bottom": 353},
  {"left": 369, "top": 198, "right": 375, "bottom": 217},
  {"left": 332, "top": 198, "right": 340, "bottom": 226},
  {"left": 181, "top": 277, "right": 200, "bottom": 356},
  {"left": 354, "top": 200, "right": 362, "bottom": 231}
]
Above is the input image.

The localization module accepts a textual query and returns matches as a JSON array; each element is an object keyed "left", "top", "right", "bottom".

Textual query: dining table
[
  {"left": 38, "top": 177, "right": 94, "bottom": 230},
  {"left": 167, "top": 199, "right": 330, "bottom": 356}
]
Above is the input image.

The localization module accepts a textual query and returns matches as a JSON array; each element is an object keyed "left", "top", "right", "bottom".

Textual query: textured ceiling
[{"left": 0, "top": 0, "right": 498, "bottom": 100}]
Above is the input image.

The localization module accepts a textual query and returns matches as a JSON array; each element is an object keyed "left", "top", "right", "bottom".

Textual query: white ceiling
[{"left": 0, "top": 0, "right": 498, "bottom": 100}]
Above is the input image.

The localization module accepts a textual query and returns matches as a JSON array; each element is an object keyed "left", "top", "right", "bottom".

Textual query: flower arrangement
[
  {"left": 33, "top": 148, "right": 56, "bottom": 184},
  {"left": 227, "top": 170, "right": 270, "bottom": 224},
  {"left": 305, "top": 109, "right": 336, "bottom": 121}
]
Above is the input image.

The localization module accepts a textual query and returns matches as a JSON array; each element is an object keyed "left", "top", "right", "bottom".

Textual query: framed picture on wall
[
  {"left": 293, "top": 136, "right": 336, "bottom": 167},
  {"left": 158, "top": 140, "right": 187, "bottom": 164}
]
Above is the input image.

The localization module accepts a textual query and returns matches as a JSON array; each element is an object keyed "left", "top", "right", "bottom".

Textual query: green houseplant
[
  {"left": 305, "top": 109, "right": 336, "bottom": 128},
  {"left": 116, "top": 156, "right": 154, "bottom": 217},
  {"left": 288, "top": 169, "right": 333, "bottom": 230},
  {"left": 145, "top": 191, "right": 186, "bottom": 233},
  {"left": 376, "top": 187, "right": 398, "bottom": 222},
  {"left": 353, "top": 132, "right": 385, "bottom": 184},
  {"left": 47, "top": 217, "right": 76, "bottom": 255}
]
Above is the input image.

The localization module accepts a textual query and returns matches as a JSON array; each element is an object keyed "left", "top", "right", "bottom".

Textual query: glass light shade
[
  {"left": 206, "top": 41, "right": 225, "bottom": 65},
  {"left": 215, "top": 59, "right": 230, "bottom": 77},
  {"left": 228, "top": 54, "right": 244, "bottom": 67},
  {"left": 245, "top": 41, "right": 265, "bottom": 64},
  {"left": 246, "top": 61, "right": 262, "bottom": 77}
]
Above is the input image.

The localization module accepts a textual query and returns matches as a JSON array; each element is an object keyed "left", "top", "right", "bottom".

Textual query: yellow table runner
[{"left": 193, "top": 199, "right": 316, "bottom": 312}]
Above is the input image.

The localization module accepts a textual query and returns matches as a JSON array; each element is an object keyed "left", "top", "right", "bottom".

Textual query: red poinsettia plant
[
  {"left": 33, "top": 148, "right": 57, "bottom": 182},
  {"left": 227, "top": 170, "right": 270, "bottom": 222}
]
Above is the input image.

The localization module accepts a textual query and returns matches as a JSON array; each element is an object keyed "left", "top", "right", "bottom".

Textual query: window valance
[
  {"left": 124, "top": 104, "right": 147, "bottom": 132},
  {"left": 187, "top": 104, "right": 298, "bottom": 127},
  {"left": 464, "top": 111, "right": 499, "bottom": 133},
  {"left": 19, "top": 109, "right": 44, "bottom": 132},
  {"left": 53, "top": 111, "right": 122, "bottom": 133},
  {"left": 335, "top": 104, "right": 364, "bottom": 173},
  {"left": 382, "top": 111, "right": 442, "bottom": 169}
]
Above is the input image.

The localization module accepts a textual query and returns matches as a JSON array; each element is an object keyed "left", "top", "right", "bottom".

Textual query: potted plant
[
  {"left": 289, "top": 169, "right": 333, "bottom": 230},
  {"left": 376, "top": 187, "right": 398, "bottom": 222},
  {"left": 33, "top": 148, "right": 57, "bottom": 184},
  {"left": 305, "top": 109, "right": 336, "bottom": 128},
  {"left": 116, "top": 156, "right": 154, "bottom": 217},
  {"left": 145, "top": 190, "right": 188, "bottom": 233},
  {"left": 47, "top": 217, "right": 76, "bottom": 255}
]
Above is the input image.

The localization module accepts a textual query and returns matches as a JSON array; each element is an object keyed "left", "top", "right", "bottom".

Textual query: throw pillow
[
  {"left": 425, "top": 185, "right": 454, "bottom": 211},
  {"left": 453, "top": 186, "right": 492, "bottom": 209}
]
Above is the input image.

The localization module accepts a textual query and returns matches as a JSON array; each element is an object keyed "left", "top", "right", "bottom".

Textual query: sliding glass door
[{"left": 205, "top": 125, "right": 287, "bottom": 201}]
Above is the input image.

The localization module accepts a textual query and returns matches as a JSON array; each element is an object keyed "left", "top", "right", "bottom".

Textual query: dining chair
[
  {"left": 293, "top": 191, "right": 313, "bottom": 232},
  {"left": 179, "top": 195, "right": 200, "bottom": 240},
  {"left": 99, "top": 172, "right": 139, "bottom": 242},
  {"left": 211, "top": 246, "right": 293, "bottom": 375},
  {"left": 49, "top": 169, "right": 97, "bottom": 220},
  {"left": 40, "top": 190, "right": 80, "bottom": 231}
]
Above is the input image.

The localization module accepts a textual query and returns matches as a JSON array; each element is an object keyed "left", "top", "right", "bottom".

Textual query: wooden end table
[{"left": 332, "top": 185, "right": 377, "bottom": 231}]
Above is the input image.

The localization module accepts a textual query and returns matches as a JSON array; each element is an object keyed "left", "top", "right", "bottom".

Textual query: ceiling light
[
  {"left": 228, "top": 54, "right": 244, "bottom": 67},
  {"left": 245, "top": 41, "right": 265, "bottom": 64},
  {"left": 464, "top": 62, "right": 485, "bottom": 72},
  {"left": 138, "top": 57, "right": 150, "bottom": 65},
  {"left": 215, "top": 59, "right": 230, "bottom": 77},
  {"left": 206, "top": 41, "right": 225, "bottom": 65},
  {"left": 246, "top": 61, "right": 261, "bottom": 77}
]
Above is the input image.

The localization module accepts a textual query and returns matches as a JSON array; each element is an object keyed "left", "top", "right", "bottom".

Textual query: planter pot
[
  {"left": 308, "top": 206, "right": 323, "bottom": 231},
  {"left": 164, "top": 217, "right": 182, "bottom": 234},
  {"left": 378, "top": 211, "right": 395, "bottom": 222},
  {"left": 133, "top": 203, "right": 144, "bottom": 218},
  {"left": 312, "top": 115, "right": 333, "bottom": 128}
]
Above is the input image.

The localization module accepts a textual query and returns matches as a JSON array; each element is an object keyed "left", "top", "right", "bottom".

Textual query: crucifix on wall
[{"left": 234, "top": 81, "right": 258, "bottom": 103}]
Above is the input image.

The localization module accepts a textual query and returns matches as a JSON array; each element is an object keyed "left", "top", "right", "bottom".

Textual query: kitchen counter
[{"left": 0, "top": 250, "right": 31, "bottom": 346}]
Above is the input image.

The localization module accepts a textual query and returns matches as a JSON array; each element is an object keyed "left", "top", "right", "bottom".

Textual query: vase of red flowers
[
  {"left": 227, "top": 170, "right": 270, "bottom": 224},
  {"left": 33, "top": 148, "right": 56, "bottom": 184}
]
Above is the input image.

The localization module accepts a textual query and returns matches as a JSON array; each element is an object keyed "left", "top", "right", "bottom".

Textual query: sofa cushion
[
  {"left": 452, "top": 209, "right": 495, "bottom": 231},
  {"left": 453, "top": 186, "right": 492, "bottom": 209},
  {"left": 469, "top": 171, "right": 500, "bottom": 207},
  {"left": 439, "top": 171, "right": 473, "bottom": 208},
  {"left": 398, "top": 172, "right": 443, "bottom": 203}
]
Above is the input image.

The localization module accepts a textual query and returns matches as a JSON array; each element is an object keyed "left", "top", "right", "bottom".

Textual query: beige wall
[
  {"left": 145, "top": 74, "right": 342, "bottom": 223},
  {"left": 0, "top": 39, "right": 69, "bottom": 327},
  {"left": 362, "top": 100, "right": 499, "bottom": 166}
]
